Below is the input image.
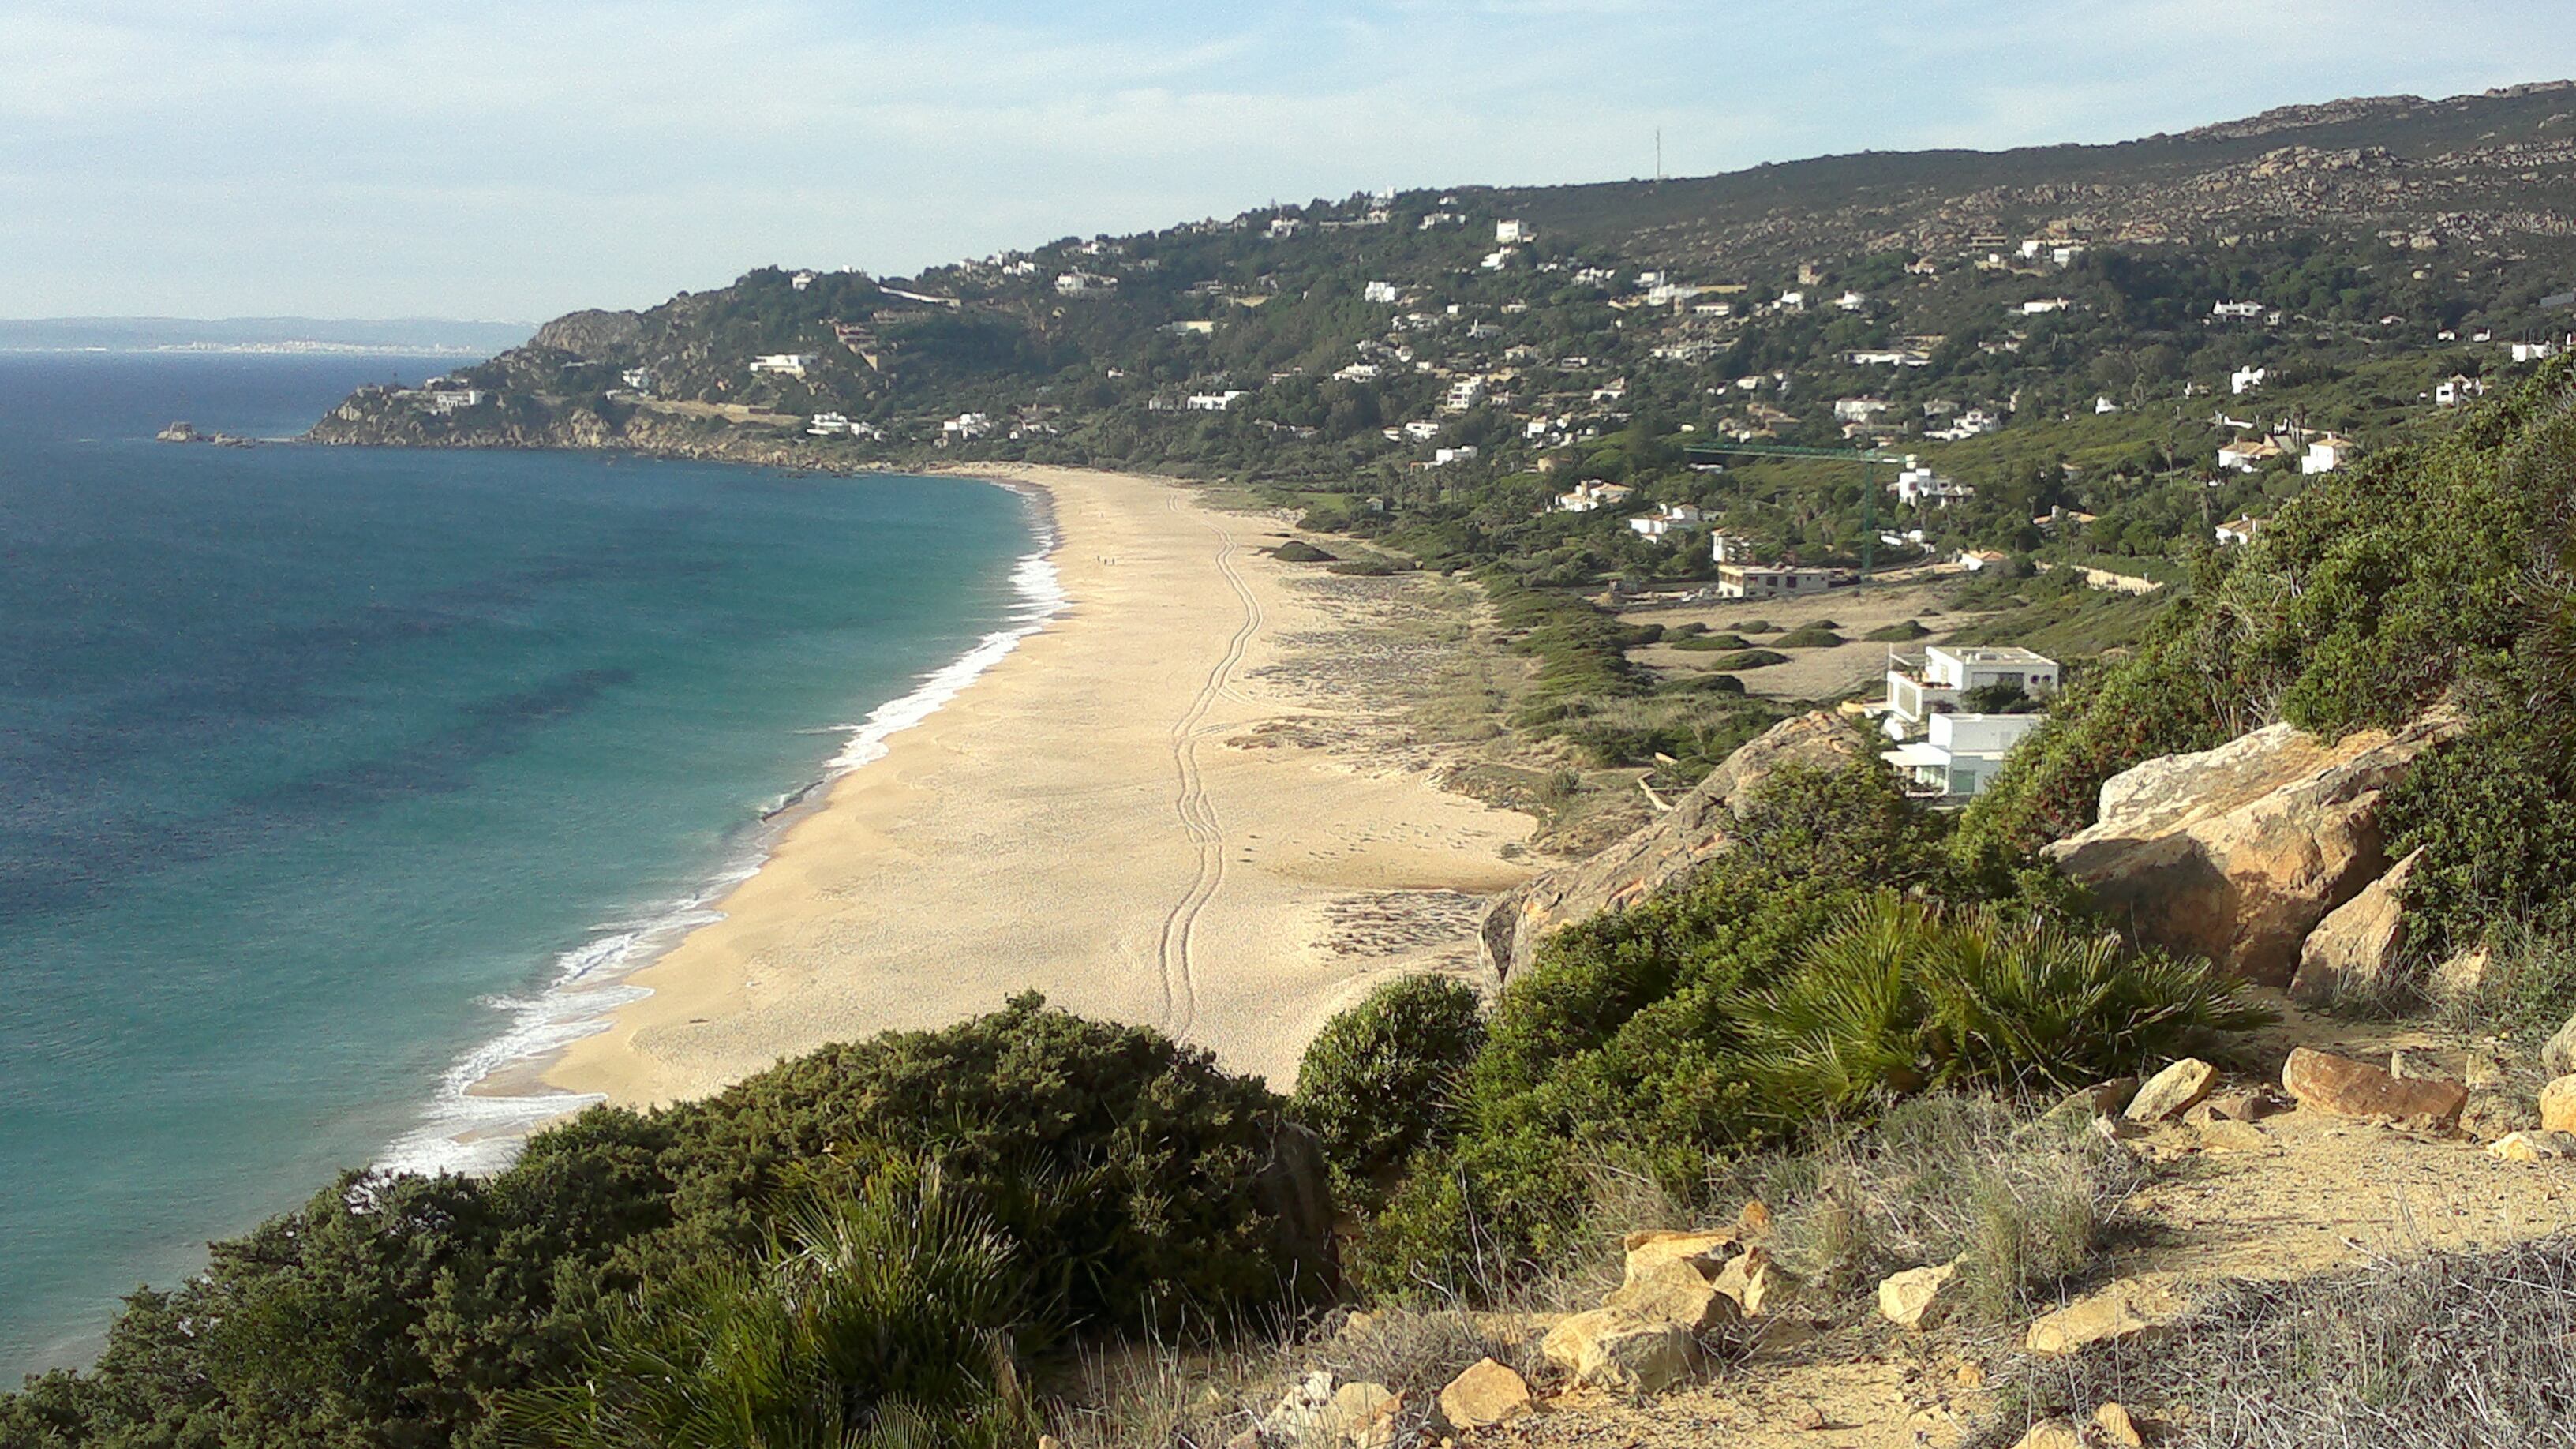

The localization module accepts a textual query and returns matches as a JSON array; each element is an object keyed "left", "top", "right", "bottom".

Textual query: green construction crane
[{"left": 1683, "top": 442, "right": 1908, "bottom": 579}]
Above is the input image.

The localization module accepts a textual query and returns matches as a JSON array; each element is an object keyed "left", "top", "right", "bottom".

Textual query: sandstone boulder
[
  {"left": 2540, "top": 1075, "right": 2576, "bottom": 1133},
  {"left": 2488, "top": 1129, "right": 2576, "bottom": 1163},
  {"left": 2547, "top": 1014, "right": 2576, "bottom": 1077},
  {"left": 2126, "top": 1058, "right": 2219, "bottom": 1121},
  {"left": 2289, "top": 848, "right": 2421, "bottom": 1005},
  {"left": 1603, "top": 1254, "right": 1740, "bottom": 1334},
  {"left": 2282, "top": 1046, "right": 2467, "bottom": 1127},
  {"left": 1480, "top": 712, "right": 1859, "bottom": 979},
  {"left": 1620, "top": 1228, "right": 1736, "bottom": 1281},
  {"left": 1436, "top": 1358, "right": 1533, "bottom": 1431},
  {"left": 1878, "top": 1260, "right": 1961, "bottom": 1331},
  {"left": 1319, "top": 1383, "right": 1399, "bottom": 1449},
  {"left": 1539, "top": 1308, "right": 1693, "bottom": 1393},
  {"left": 2043, "top": 718, "right": 2452, "bottom": 984},
  {"left": 2026, "top": 1276, "right": 2186, "bottom": 1357},
  {"left": 2009, "top": 1420, "right": 2084, "bottom": 1449},
  {"left": 2094, "top": 1402, "right": 2146, "bottom": 1448},
  {"left": 1710, "top": 1245, "right": 1797, "bottom": 1317}
]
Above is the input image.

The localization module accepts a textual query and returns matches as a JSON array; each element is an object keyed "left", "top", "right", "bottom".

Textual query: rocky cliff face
[
  {"left": 530, "top": 309, "right": 640, "bottom": 360},
  {"left": 1478, "top": 711, "right": 1860, "bottom": 980}
]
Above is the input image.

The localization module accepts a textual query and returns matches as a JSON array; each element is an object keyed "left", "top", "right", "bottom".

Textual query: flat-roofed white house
[
  {"left": 749, "top": 354, "right": 815, "bottom": 377},
  {"left": 1881, "top": 645, "right": 2059, "bottom": 739},
  {"left": 1716, "top": 564, "right": 1841, "bottom": 598},
  {"left": 2217, "top": 437, "right": 2283, "bottom": 473},
  {"left": 2215, "top": 515, "right": 2263, "bottom": 546},
  {"left": 2303, "top": 435, "right": 2359, "bottom": 474},
  {"left": 1555, "top": 479, "right": 1635, "bottom": 513},
  {"left": 1627, "top": 503, "right": 1705, "bottom": 539},
  {"left": 1882, "top": 712, "right": 2046, "bottom": 799}
]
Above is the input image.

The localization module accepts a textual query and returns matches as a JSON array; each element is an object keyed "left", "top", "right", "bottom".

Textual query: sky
[{"left": 6, "top": 1, "right": 2576, "bottom": 323}]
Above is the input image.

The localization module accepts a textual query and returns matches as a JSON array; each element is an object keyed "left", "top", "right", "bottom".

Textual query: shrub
[
  {"left": 1271, "top": 539, "right": 1336, "bottom": 563},
  {"left": 1668, "top": 631, "right": 1752, "bottom": 650},
  {"left": 1708, "top": 648, "right": 1790, "bottom": 670},
  {"left": 511, "top": 1159, "right": 1038, "bottom": 1449},
  {"left": 1865, "top": 620, "right": 1931, "bottom": 642},
  {"left": 1735, "top": 618, "right": 1779, "bottom": 633},
  {"left": 1772, "top": 625, "right": 1847, "bottom": 649},
  {"left": 1290, "top": 976, "right": 1488, "bottom": 1208}
]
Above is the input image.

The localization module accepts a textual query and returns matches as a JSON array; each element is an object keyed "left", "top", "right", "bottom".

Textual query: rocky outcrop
[
  {"left": 531, "top": 308, "right": 642, "bottom": 359},
  {"left": 2043, "top": 717, "right": 2454, "bottom": 984},
  {"left": 1479, "top": 712, "right": 1860, "bottom": 979},
  {"left": 1436, "top": 1359, "right": 1533, "bottom": 1431},
  {"left": 2289, "top": 849, "right": 2421, "bottom": 1005}
]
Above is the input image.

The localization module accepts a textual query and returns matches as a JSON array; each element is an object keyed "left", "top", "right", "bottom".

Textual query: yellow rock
[
  {"left": 2026, "top": 1277, "right": 2185, "bottom": 1357},
  {"left": 2488, "top": 1129, "right": 2576, "bottom": 1163},
  {"left": 1436, "top": 1358, "right": 1533, "bottom": 1431},
  {"left": 2093, "top": 1401, "right": 2145, "bottom": 1447},
  {"left": 2540, "top": 1075, "right": 2576, "bottom": 1133},
  {"left": 1878, "top": 1260, "right": 1961, "bottom": 1330}
]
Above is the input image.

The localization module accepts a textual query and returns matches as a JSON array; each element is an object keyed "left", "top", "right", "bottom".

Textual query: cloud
[{"left": 2, "top": 1, "right": 2574, "bottom": 316}]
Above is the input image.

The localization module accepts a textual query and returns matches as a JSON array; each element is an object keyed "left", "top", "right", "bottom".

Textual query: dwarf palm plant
[{"left": 511, "top": 1156, "right": 1037, "bottom": 1449}]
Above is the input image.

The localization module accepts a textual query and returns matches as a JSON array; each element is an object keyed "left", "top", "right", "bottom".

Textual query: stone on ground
[
  {"left": 2540, "top": 1075, "right": 2576, "bottom": 1134},
  {"left": 2025, "top": 1276, "right": 2186, "bottom": 1357},
  {"left": 1539, "top": 1308, "right": 1694, "bottom": 1393},
  {"left": 2282, "top": 1046, "right": 2468, "bottom": 1127},
  {"left": 1604, "top": 1253, "right": 1740, "bottom": 1334},
  {"left": 2196, "top": 1118, "right": 2277, "bottom": 1153},
  {"left": 2429, "top": 943, "right": 2492, "bottom": 1005},
  {"left": 2009, "top": 1419, "right": 2085, "bottom": 1449},
  {"left": 1878, "top": 1260, "right": 1961, "bottom": 1331},
  {"left": 1710, "top": 1244, "right": 1797, "bottom": 1316},
  {"left": 1436, "top": 1358, "right": 1532, "bottom": 1431},
  {"left": 1320, "top": 1382, "right": 1399, "bottom": 1449},
  {"left": 1619, "top": 1227, "right": 1737, "bottom": 1282},
  {"left": 2093, "top": 1401, "right": 2145, "bottom": 1447},
  {"left": 2491, "top": 1129, "right": 2576, "bottom": 1163},
  {"left": 2126, "top": 1058, "right": 2219, "bottom": 1121}
]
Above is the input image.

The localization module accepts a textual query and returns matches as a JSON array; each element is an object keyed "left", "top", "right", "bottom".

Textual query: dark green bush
[
  {"left": 1668, "top": 631, "right": 1751, "bottom": 651},
  {"left": 1289, "top": 976, "right": 1488, "bottom": 1209},
  {"left": 1707, "top": 648, "right": 1789, "bottom": 670},
  {"left": 1271, "top": 538, "right": 1336, "bottom": 563},
  {"left": 1865, "top": 620, "right": 1931, "bottom": 642},
  {"left": 1772, "top": 625, "right": 1847, "bottom": 649}
]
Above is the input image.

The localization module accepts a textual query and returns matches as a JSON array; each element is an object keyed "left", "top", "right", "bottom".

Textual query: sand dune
[{"left": 541, "top": 466, "right": 1533, "bottom": 1105}]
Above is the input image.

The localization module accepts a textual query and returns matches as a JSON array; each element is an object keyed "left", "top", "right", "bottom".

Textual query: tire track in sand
[{"left": 1155, "top": 495, "right": 1262, "bottom": 1039}]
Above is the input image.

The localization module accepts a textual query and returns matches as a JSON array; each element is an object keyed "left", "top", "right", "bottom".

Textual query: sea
[{"left": 0, "top": 352, "right": 1054, "bottom": 1378}]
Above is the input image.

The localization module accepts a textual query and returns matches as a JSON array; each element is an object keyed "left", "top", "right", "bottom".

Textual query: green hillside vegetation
[{"left": 1960, "top": 354, "right": 2576, "bottom": 958}]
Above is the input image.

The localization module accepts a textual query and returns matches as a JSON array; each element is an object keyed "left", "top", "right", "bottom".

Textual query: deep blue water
[{"left": 0, "top": 354, "right": 1038, "bottom": 1376}]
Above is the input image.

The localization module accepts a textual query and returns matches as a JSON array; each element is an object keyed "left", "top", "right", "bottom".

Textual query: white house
[
  {"left": 2212, "top": 300, "right": 2268, "bottom": 320},
  {"left": 620, "top": 367, "right": 653, "bottom": 391},
  {"left": 1883, "top": 713, "right": 2046, "bottom": 799},
  {"left": 1363, "top": 280, "right": 1400, "bottom": 304},
  {"left": 749, "top": 354, "right": 815, "bottom": 377},
  {"left": 1267, "top": 217, "right": 1305, "bottom": 238},
  {"left": 2511, "top": 340, "right": 2561, "bottom": 363},
  {"left": 1777, "top": 290, "right": 1808, "bottom": 311},
  {"left": 1893, "top": 459, "right": 1974, "bottom": 507},
  {"left": 2217, "top": 437, "right": 2283, "bottom": 473},
  {"left": 1880, "top": 645, "right": 2059, "bottom": 739},
  {"left": 1834, "top": 397, "right": 1893, "bottom": 424},
  {"left": 1495, "top": 219, "right": 1530, "bottom": 244},
  {"left": 2095, "top": 396, "right": 2121, "bottom": 414},
  {"left": 2231, "top": 365, "right": 2268, "bottom": 395},
  {"left": 1627, "top": 503, "right": 1706, "bottom": 540},
  {"left": 1431, "top": 446, "right": 1481, "bottom": 466},
  {"left": 1401, "top": 420, "right": 1443, "bottom": 441},
  {"left": 1837, "top": 291, "right": 1870, "bottom": 312},
  {"left": 941, "top": 413, "right": 992, "bottom": 441},
  {"left": 807, "top": 411, "right": 853, "bottom": 436},
  {"left": 1334, "top": 363, "right": 1383, "bottom": 382},
  {"left": 1556, "top": 480, "right": 1635, "bottom": 513},
  {"left": 1186, "top": 391, "right": 1248, "bottom": 411},
  {"left": 790, "top": 270, "right": 816, "bottom": 291},
  {"left": 1054, "top": 271, "right": 1115, "bottom": 294},
  {"left": 1444, "top": 376, "right": 1488, "bottom": 410},
  {"left": 1715, "top": 564, "right": 1841, "bottom": 599},
  {"left": 2436, "top": 375, "right": 2488, "bottom": 407},
  {"left": 2302, "top": 435, "right": 2359, "bottom": 474},
  {"left": 422, "top": 389, "right": 488, "bottom": 414},
  {"left": 2022, "top": 297, "right": 2072, "bottom": 315},
  {"left": 2215, "top": 516, "right": 2263, "bottom": 546}
]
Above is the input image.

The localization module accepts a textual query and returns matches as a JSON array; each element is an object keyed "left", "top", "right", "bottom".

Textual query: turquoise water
[{"left": 0, "top": 354, "right": 1043, "bottom": 1376}]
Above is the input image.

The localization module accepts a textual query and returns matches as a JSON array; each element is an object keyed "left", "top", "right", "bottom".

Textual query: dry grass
[
  {"left": 1710, "top": 1095, "right": 2153, "bottom": 1326},
  {"left": 1984, "top": 1235, "right": 2576, "bottom": 1448}
]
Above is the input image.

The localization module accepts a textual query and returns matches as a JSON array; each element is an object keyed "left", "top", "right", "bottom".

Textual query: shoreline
[
  {"left": 514, "top": 463, "right": 1533, "bottom": 1113},
  {"left": 377, "top": 471, "right": 1067, "bottom": 1174}
]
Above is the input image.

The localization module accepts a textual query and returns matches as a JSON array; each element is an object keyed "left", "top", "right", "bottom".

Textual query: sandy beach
[{"left": 541, "top": 466, "right": 1535, "bottom": 1105}]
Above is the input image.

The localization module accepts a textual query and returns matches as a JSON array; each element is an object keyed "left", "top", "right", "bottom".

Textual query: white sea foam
[{"left": 375, "top": 479, "right": 1066, "bottom": 1178}]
